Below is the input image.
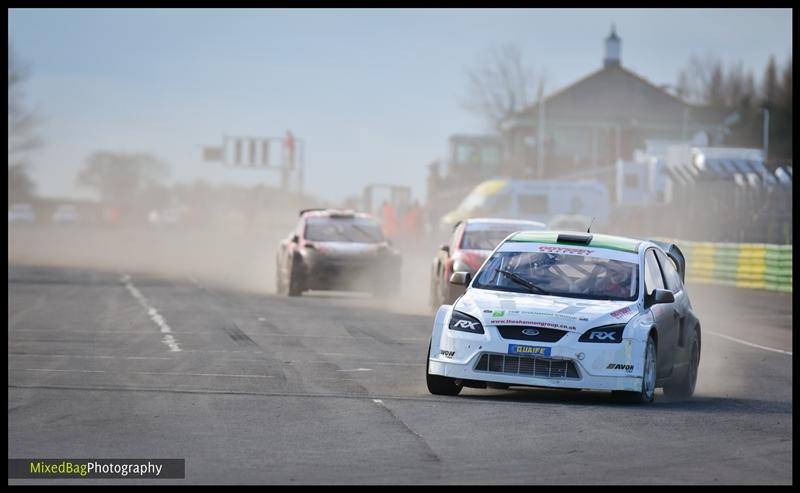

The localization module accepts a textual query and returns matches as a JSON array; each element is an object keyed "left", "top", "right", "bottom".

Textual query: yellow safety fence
[{"left": 659, "top": 239, "right": 792, "bottom": 293}]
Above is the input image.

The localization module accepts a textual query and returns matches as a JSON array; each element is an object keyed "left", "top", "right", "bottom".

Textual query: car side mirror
[
  {"left": 449, "top": 271, "right": 471, "bottom": 286},
  {"left": 291, "top": 234, "right": 299, "bottom": 243},
  {"left": 648, "top": 288, "right": 675, "bottom": 307},
  {"left": 440, "top": 244, "right": 450, "bottom": 254}
]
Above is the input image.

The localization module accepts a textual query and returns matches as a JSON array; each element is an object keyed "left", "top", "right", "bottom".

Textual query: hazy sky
[{"left": 8, "top": 8, "right": 793, "bottom": 203}]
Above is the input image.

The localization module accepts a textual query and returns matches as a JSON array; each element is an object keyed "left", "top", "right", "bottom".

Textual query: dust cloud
[{"left": 7, "top": 204, "right": 444, "bottom": 318}]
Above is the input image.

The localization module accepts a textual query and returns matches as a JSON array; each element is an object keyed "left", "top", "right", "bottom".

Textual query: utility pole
[{"left": 762, "top": 107, "right": 770, "bottom": 164}]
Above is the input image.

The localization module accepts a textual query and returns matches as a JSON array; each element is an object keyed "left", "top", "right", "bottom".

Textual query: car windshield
[
  {"left": 472, "top": 250, "right": 639, "bottom": 301},
  {"left": 305, "top": 217, "right": 384, "bottom": 243},
  {"left": 461, "top": 227, "right": 525, "bottom": 250}
]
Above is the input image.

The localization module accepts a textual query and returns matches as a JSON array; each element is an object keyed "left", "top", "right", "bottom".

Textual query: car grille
[
  {"left": 474, "top": 353, "right": 580, "bottom": 379},
  {"left": 496, "top": 325, "right": 568, "bottom": 342}
]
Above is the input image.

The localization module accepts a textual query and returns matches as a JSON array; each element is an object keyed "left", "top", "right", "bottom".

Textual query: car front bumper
[{"left": 428, "top": 318, "right": 646, "bottom": 392}]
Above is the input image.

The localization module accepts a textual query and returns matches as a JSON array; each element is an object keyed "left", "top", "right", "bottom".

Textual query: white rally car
[{"left": 426, "top": 231, "right": 701, "bottom": 404}]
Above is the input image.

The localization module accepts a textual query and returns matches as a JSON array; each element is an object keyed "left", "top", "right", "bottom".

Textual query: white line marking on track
[
  {"left": 9, "top": 354, "right": 171, "bottom": 361},
  {"left": 11, "top": 368, "right": 274, "bottom": 378},
  {"left": 9, "top": 354, "right": 115, "bottom": 359},
  {"left": 705, "top": 330, "right": 792, "bottom": 356},
  {"left": 179, "top": 350, "right": 263, "bottom": 354},
  {"left": 121, "top": 274, "right": 181, "bottom": 352},
  {"left": 132, "top": 371, "right": 274, "bottom": 379},
  {"left": 12, "top": 368, "right": 106, "bottom": 373}
]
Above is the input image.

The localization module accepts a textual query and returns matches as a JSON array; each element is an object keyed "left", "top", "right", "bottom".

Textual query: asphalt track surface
[{"left": 8, "top": 260, "right": 793, "bottom": 484}]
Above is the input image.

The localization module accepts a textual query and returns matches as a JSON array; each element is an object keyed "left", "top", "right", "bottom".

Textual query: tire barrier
[{"left": 657, "top": 239, "right": 792, "bottom": 293}]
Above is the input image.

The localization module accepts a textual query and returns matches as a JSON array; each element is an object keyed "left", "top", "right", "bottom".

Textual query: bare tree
[
  {"left": 763, "top": 55, "right": 778, "bottom": 105},
  {"left": 676, "top": 53, "right": 792, "bottom": 160},
  {"left": 462, "top": 43, "right": 543, "bottom": 132},
  {"left": 8, "top": 42, "right": 40, "bottom": 162},
  {"left": 76, "top": 151, "right": 169, "bottom": 205},
  {"left": 8, "top": 42, "right": 39, "bottom": 202},
  {"left": 676, "top": 54, "right": 729, "bottom": 106}
]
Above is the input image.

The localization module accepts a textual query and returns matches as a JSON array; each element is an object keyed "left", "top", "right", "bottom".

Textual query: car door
[
  {"left": 655, "top": 248, "right": 692, "bottom": 371},
  {"left": 644, "top": 248, "right": 679, "bottom": 379}
]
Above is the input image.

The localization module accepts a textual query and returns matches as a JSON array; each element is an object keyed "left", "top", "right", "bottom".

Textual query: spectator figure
[
  {"left": 381, "top": 200, "right": 397, "bottom": 240},
  {"left": 402, "top": 200, "right": 423, "bottom": 248}
]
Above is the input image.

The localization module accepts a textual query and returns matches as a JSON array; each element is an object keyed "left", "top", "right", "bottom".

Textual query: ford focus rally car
[
  {"left": 429, "top": 218, "right": 546, "bottom": 311},
  {"left": 426, "top": 230, "right": 700, "bottom": 404},
  {"left": 276, "top": 209, "right": 402, "bottom": 297}
]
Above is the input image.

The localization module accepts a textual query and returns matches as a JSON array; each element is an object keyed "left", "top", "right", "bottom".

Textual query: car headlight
[
  {"left": 578, "top": 324, "right": 626, "bottom": 343},
  {"left": 448, "top": 310, "right": 484, "bottom": 334}
]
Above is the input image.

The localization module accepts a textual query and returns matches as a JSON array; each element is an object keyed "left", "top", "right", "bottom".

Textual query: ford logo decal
[{"left": 522, "top": 329, "right": 540, "bottom": 336}]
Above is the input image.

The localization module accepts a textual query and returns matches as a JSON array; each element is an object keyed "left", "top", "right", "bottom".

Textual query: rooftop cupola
[{"left": 604, "top": 24, "right": 621, "bottom": 68}]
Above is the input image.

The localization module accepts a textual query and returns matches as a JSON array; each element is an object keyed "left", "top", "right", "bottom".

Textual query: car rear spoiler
[
  {"left": 299, "top": 208, "right": 326, "bottom": 217},
  {"left": 651, "top": 241, "right": 687, "bottom": 282}
]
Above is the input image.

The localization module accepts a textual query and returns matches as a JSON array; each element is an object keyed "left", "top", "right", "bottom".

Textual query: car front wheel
[
  {"left": 613, "top": 334, "right": 656, "bottom": 404},
  {"left": 426, "top": 340, "right": 462, "bottom": 396}
]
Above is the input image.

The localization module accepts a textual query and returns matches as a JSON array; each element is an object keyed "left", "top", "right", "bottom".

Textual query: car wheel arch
[{"left": 648, "top": 326, "right": 658, "bottom": 348}]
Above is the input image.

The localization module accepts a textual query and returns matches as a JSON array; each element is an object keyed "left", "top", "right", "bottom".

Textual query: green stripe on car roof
[{"left": 510, "top": 231, "right": 640, "bottom": 253}]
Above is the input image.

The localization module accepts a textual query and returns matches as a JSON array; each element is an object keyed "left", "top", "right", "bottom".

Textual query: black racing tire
[
  {"left": 663, "top": 329, "right": 700, "bottom": 399},
  {"left": 613, "top": 334, "right": 657, "bottom": 404},
  {"left": 428, "top": 276, "right": 439, "bottom": 313},
  {"left": 287, "top": 260, "right": 304, "bottom": 297},
  {"left": 426, "top": 340, "right": 462, "bottom": 396},
  {"left": 429, "top": 276, "right": 441, "bottom": 313}
]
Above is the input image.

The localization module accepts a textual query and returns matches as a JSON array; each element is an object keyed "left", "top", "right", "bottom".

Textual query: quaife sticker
[{"left": 508, "top": 344, "right": 551, "bottom": 357}]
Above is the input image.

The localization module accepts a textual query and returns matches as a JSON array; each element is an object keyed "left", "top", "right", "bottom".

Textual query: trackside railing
[{"left": 660, "top": 240, "right": 792, "bottom": 293}]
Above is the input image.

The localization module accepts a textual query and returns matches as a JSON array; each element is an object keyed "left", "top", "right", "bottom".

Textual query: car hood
[{"left": 454, "top": 288, "right": 640, "bottom": 334}]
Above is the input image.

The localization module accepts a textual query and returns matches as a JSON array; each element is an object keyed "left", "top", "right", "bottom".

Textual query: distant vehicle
[
  {"left": 8, "top": 203, "right": 36, "bottom": 224},
  {"left": 52, "top": 204, "right": 81, "bottom": 224},
  {"left": 430, "top": 218, "right": 546, "bottom": 310},
  {"left": 547, "top": 214, "right": 593, "bottom": 232},
  {"left": 276, "top": 209, "right": 402, "bottom": 297},
  {"left": 147, "top": 207, "right": 185, "bottom": 227},
  {"left": 439, "top": 178, "right": 609, "bottom": 231},
  {"left": 426, "top": 230, "right": 699, "bottom": 405}
]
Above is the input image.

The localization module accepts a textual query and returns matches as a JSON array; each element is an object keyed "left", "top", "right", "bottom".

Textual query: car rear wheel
[
  {"left": 613, "top": 334, "right": 656, "bottom": 404},
  {"left": 429, "top": 276, "right": 440, "bottom": 312},
  {"left": 663, "top": 329, "right": 700, "bottom": 399},
  {"left": 426, "top": 340, "right": 462, "bottom": 396}
]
